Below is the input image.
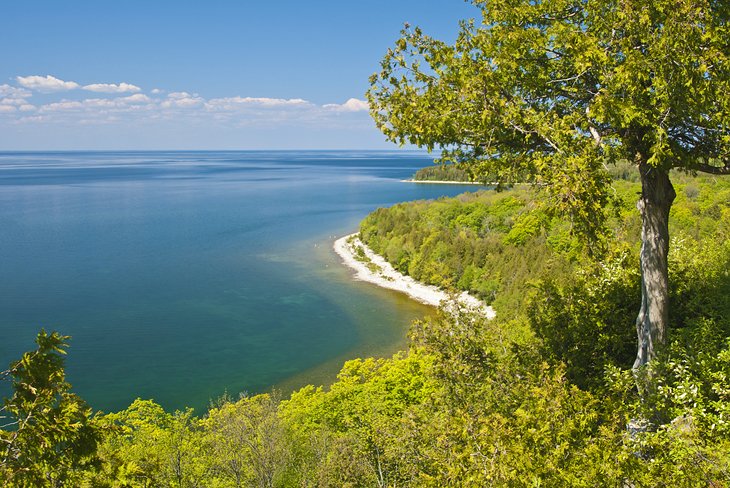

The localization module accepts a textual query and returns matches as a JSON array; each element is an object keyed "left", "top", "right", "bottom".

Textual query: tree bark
[{"left": 633, "top": 164, "right": 676, "bottom": 370}]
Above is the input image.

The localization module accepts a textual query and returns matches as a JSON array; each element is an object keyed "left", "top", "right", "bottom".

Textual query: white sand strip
[{"left": 334, "top": 233, "right": 495, "bottom": 319}]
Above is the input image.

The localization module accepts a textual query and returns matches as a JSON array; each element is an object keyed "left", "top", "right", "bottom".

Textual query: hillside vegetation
[
  {"left": 411, "top": 164, "right": 472, "bottom": 182},
  {"left": 2, "top": 175, "right": 729, "bottom": 486}
]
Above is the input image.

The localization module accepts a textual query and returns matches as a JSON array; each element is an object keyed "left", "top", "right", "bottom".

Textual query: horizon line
[{"left": 0, "top": 148, "right": 436, "bottom": 153}]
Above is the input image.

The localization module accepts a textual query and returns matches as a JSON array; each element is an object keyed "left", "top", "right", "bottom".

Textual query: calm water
[{"left": 0, "top": 151, "right": 478, "bottom": 412}]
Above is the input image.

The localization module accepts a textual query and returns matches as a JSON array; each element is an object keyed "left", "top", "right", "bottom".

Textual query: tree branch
[
  {"left": 589, "top": 125, "right": 603, "bottom": 146},
  {"left": 693, "top": 161, "right": 730, "bottom": 175}
]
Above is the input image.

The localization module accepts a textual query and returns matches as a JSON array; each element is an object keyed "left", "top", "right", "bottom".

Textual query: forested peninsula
[
  {"left": 408, "top": 163, "right": 476, "bottom": 183},
  {"left": 3, "top": 0, "right": 730, "bottom": 485}
]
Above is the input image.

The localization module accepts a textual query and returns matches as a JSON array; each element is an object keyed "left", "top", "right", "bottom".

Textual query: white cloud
[
  {"left": 205, "top": 96, "right": 311, "bottom": 111},
  {"left": 161, "top": 92, "right": 204, "bottom": 108},
  {"left": 0, "top": 84, "right": 31, "bottom": 98},
  {"left": 18, "top": 115, "right": 47, "bottom": 123},
  {"left": 83, "top": 82, "right": 141, "bottom": 93},
  {"left": 17, "top": 75, "right": 80, "bottom": 92},
  {"left": 79, "top": 99, "right": 116, "bottom": 109},
  {"left": 121, "top": 94, "right": 152, "bottom": 103},
  {"left": 41, "top": 100, "right": 84, "bottom": 112},
  {"left": 2, "top": 78, "right": 373, "bottom": 136},
  {"left": 40, "top": 94, "right": 155, "bottom": 113},
  {"left": 323, "top": 98, "right": 369, "bottom": 112},
  {"left": 1, "top": 97, "right": 27, "bottom": 106}
]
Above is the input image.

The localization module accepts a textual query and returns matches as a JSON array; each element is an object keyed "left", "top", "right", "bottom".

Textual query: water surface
[{"left": 0, "top": 151, "right": 478, "bottom": 412}]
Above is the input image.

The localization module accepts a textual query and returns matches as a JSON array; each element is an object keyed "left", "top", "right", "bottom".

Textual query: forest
[
  {"left": 2, "top": 171, "right": 728, "bottom": 486},
  {"left": 411, "top": 164, "right": 472, "bottom": 183}
]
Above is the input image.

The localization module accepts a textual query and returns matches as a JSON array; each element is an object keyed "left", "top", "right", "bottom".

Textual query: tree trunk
[{"left": 633, "top": 164, "right": 676, "bottom": 370}]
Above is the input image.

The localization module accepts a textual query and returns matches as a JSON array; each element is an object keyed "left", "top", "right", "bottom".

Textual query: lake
[{"left": 0, "top": 151, "right": 479, "bottom": 412}]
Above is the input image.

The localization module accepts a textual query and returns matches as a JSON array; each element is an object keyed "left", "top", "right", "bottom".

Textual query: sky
[{"left": 0, "top": 1, "right": 478, "bottom": 150}]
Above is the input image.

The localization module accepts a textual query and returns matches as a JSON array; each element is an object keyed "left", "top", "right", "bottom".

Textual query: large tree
[{"left": 368, "top": 0, "right": 729, "bottom": 370}]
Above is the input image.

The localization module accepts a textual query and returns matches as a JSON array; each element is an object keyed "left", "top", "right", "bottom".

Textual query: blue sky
[{"left": 0, "top": 1, "right": 476, "bottom": 150}]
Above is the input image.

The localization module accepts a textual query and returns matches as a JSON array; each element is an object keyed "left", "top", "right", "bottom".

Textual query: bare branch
[
  {"left": 589, "top": 125, "right": 603, "bottom": 146},
  {"left": 547, "top": 69, "right": 590, "bottom": 85}
]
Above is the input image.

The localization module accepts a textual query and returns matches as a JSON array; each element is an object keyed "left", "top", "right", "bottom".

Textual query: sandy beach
[{"left": 334, "top": 233, "right": 495, "bottom": 319}]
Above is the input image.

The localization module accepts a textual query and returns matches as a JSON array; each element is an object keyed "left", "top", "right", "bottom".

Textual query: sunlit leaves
[
  {"left": 368, "top": 0, "right": 730, "bottom": 238},
  {"left": 0, "top": 331, "right": 102, "bottom": 487}
]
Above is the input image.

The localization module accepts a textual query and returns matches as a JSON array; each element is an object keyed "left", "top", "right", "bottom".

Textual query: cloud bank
[
  {"left": 0, "top": 74, "right": 377, "bottom": 148},
  {"left": 1, "top": 74, "right": 369, "bottom": 127}
]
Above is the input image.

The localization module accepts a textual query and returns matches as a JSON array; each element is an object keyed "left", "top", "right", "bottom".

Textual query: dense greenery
[
  {"left": 361, "top": 185, "right": 575, "bottom": 314},
  {"left": 2, "top": 174, "right": 728, "bottom": 486},
  {"left": 0, "top": 331, "right": 102, "bottom": 487},
  {"left": 367, "top": 170, "right": 728, "bottom": 376},
  {"left": 368, "top": 0, "right": 730, "bottom": 371},
  {"left": 411, "top": 164, "right": 472, "bottom": 183}
]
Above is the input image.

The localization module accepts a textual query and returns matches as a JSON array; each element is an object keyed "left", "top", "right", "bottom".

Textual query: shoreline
[
  {"left": 333, "top": 233, "right": 495, "bottom": 318},
  {"left": 401, "top": 179, "right": 486, "bottom": 185}
]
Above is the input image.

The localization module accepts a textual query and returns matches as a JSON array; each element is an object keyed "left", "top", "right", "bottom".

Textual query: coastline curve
[{"left": 333, "top": 233, "right": 495, "bottom": 319}]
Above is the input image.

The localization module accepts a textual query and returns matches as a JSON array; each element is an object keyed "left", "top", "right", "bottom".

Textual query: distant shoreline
[
  {"left": 333, "top": 233, "right": 495, "bottom": 318},
  {"left": 402, "top": 179, "right": 486, "bottom": 185}
]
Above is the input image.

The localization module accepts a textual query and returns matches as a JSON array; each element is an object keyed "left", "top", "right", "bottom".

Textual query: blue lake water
[{"left": 0, "top": 151, "right": 479, "bottom": 412}]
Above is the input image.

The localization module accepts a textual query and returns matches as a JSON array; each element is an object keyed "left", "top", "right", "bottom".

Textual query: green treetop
[
  {"left": 0, "top": 331, "right": 101, "bottom": 487},
  {"left": 368, "top": 0, "right": 729, "bottom": 370}
]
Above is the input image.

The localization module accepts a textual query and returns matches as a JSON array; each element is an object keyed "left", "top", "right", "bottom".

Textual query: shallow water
[{"left": 0, "top": 151, "right": 479, "bottom": 412}]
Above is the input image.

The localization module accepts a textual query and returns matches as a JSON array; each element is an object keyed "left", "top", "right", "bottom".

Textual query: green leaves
[
  {"left": 1, "top": 331, "right": 102, "bottom": 487},
  {"left": 353, "top": 173, "right": 729, "bottom": 484},
  {"left": 368, "top": 0, "right": 730, "bottom": 237}
]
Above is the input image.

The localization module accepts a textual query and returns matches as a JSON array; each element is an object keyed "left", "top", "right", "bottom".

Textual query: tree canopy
[
  {"left": 369, "top": 0, "right": 729, "bottom": 210},
  {"left": 367, "top": 0, "right": 729, "bottom": 368}
]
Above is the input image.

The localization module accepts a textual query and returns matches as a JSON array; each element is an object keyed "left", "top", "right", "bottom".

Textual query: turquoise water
[{"left": 0, "top": 151, "right": 478, "bottom": 412}]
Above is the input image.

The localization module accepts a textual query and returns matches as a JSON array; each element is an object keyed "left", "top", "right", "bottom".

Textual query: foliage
[
  {"left": 87, "top": 394, "right": 295, "bottom": 488},
  {"left": 361, "top": 175, "right": 729, "bottom": 381},
  {"left": 204, "top": 393, "right": 291, "bottom": 487},
  {"left": 412, "top": 163, "right": 472, "bottom": 182},
  {"left": 4, "top": 229, "right": 730, "bottom": 487},
  {"left": 88, "top": 399, "right": 212, "bottom": 487},
  {"left": 368, "top": 0, "right": 730, "bottom": 238},
  {"left": 527, "top": 248, "right": 640, "bottom": 389},
  {"left": 368, "top": 0, "right": 730, "bottom": 372},
  {"left": 281, "top": 351, "right": 437, "bottom": 487},
  {"left": 356, "top": 177, "right": 729, "bottom": 484},
  {"left": 360, "top": 187, "right": 577, "bottom": 315},
  {"left": 0, "top": 330, "right": 102, "bottom": 487}
]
